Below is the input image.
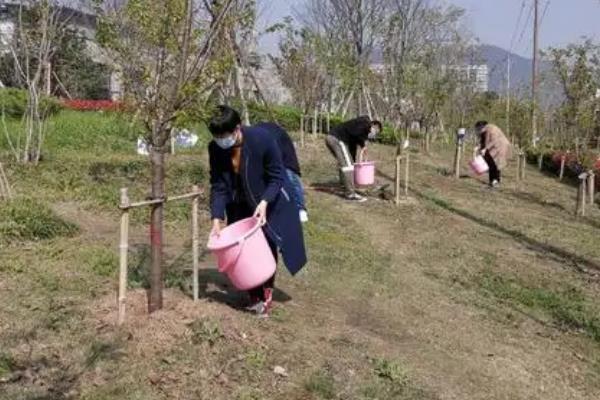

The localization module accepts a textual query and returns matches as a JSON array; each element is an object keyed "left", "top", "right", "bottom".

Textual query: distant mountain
[
  {"left": 478, "top": 44, "right": 561, "bottom": 106},
  {"left": 479, "top": 44, "right": 533, "bottom": 95},
  {"left": 369, "top": 44, "right": 561, "bottom": 105}
]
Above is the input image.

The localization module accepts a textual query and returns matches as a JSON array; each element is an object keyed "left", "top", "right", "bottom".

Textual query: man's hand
[
  {"left": 359, "top": 147, "right": 367, "bottom": 162},
  {"left": 211, "top": 219, "right": 222, "bottom": 236},
  {"left": 254, "top": 200, "right": 268, "bottom": 226}
]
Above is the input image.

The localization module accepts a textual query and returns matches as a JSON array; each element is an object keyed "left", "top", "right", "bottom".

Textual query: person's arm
[{"left": 209, "top": 144, "right": 229, "bottom": 233}]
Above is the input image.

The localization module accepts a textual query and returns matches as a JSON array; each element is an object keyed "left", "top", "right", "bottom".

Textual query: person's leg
[
  {"left": 326, "top": 135, "right": 355, "bottom": 197},
  {"left": 484, "top": 153, "right": 499, "bottom": 186}
]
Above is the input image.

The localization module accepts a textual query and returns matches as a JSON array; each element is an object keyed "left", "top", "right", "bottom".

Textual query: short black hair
[
  {"left": 475, "top": 121, "right": 488, "bottom": 130},
  {"left": 208, "top": 105, "right": 241, "bottom": 136},
  {"left": 371, "top": 120, "right": 383, "bottom": 130}
]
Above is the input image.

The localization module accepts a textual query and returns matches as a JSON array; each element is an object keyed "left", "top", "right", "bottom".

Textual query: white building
[{"left": 0, "top": 1, "right": 121, "bottom": 99}]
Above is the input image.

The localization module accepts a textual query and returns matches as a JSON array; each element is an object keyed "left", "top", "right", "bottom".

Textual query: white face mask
[
  {"left": 368, "top": 128, "right": 379, "bottom": 140},
  {"left": 215, "top": 134, "right": 236, "bottom": 149}
]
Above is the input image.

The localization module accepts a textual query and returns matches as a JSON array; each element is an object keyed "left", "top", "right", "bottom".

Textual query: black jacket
[
  {"left": 255, "top": 122, "right": 301, "bottom": 176},
  {"left": 329, "top": 116, "right": 371, "bottom": 161}
]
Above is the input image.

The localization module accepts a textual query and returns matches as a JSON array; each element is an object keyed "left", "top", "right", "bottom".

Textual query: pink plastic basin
[
  {"left": 207, "top": 217, "right": 276, "bottom": 290},
  {"left": 354, "top": 161, "right": 376, "bottom": 186},
  {"left": 469, "top": 155, "right": 489, "bottom": 175}
]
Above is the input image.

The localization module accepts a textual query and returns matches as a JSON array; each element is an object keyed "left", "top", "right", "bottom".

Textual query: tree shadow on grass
[
  {"left": 507, "top": 190, "right": 569, "bottom": 212},
  {"left": 308, "top": 180, "right": 346, "bottom": 199},
  {"left": 412, "top": 188, "right": 600, "bottom": 274}
]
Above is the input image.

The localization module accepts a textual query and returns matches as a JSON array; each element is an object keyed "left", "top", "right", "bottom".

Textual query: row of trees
[{"left": 270, "top": 0, "right": 600, "bottom": 152}]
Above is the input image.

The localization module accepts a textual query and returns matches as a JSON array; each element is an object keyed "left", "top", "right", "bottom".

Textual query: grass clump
[
  {"left": 82, "top": 247, "right": 119, "bottom": 277},
  {"left": 189, "top": 318, "right": 222, "bottom": 346},
  {"left": 0, "top": 352, "right": 16, "bottom": 377},
  {"left": 304, "top": 370, "right": 336, "bottom": 399},
  {"left": 479, "top": 270, "right": 600, "bottom": 342},
  {"left": 0, "top": 198, "right": 79, "bottom": 244},
  {"left": 373, "top": 358, "right": 410, "bottom": 387}
]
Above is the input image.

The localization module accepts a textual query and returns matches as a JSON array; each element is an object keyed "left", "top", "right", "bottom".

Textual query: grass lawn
[{"left": 1, "top": 111, "right": 600, "bottom": 399}]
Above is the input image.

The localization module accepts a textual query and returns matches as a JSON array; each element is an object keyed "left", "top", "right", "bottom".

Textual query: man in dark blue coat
[{"left": 208, "top": 105, "right": 307, "bottom": 317}]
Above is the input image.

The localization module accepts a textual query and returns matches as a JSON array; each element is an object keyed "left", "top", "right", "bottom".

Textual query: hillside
[{"left": 1, "top": 111, "right": 600, "bottom": 399}]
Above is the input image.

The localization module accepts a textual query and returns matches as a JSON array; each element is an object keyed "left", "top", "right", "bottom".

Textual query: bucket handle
[{"left": 220, "top": 236, "right": 247, "bottom": 273}]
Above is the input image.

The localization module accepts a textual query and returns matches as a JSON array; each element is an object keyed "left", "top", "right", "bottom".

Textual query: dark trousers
[
  {"left": 227, "top": 202, "right": 277, "bottom": 301},
  {"left": 325, "top": 135, "right": 355, "bottom": 196},
  {"left": 484, "top": 152, "right": 501, "bottom": 184}
]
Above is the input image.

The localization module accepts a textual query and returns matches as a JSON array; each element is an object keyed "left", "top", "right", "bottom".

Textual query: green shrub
[
  {"left": 0, "top": 198, "right": 79, "bottom": 244},
  {"left": 0, "top": 88, "right": 62, "bottom": 118}
]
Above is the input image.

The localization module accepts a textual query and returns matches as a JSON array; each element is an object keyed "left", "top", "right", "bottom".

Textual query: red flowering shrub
[{"left": 62, "top": 99, "right": 122, "bottom": 111}]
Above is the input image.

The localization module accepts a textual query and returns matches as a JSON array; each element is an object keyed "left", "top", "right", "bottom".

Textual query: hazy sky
[{"left": 258, "top": 0, "right": 600, "bottom": 57}]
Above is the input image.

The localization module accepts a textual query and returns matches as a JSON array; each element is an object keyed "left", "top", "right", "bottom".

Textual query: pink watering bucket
[
  {"left": 470, "top": 155, "right": 489, "bottom": 175},
  {"left": 354, "top": 161, "right": 376, "bottom": 186},
  {"left": 207, "top": 217, "right": 276, "bottom": 290}
]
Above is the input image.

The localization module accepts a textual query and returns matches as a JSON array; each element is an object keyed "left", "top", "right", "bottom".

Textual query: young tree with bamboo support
[{"left": 96, "top": 0, "right": 236, "bottom": 313}]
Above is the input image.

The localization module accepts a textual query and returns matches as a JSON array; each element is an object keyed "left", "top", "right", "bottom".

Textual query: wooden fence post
[
  {"left": 192, "top": 185, "right": 200, "bottom": 302},
  {"left": 576, "top": 173, "right": 587, "bottom": 217},
  {"left": 0, "top": 162, "right": 12, "bottom": 200},
  {"left": 312, "top": 107, "right": 318, "bottom": 137},
  {"left": 587, "top": 171, "right": 596, "bottom": 206},
  {"left": 300, "top": 114, "right": 305, "bottom": 148},
  {"left": 395, "top": 154, "right": 401, "bottom": 205},
  {"left": 519, "top": 152, "right": 526, "bottom": 181},
  {"left": 559, "top": 155, "right": 566, "bottom": 181},
  {"left": 404, "top": 152, "right": 410, "bottom": 197},
  {"left": 453, "top": 139, "right": 462, "bottom": 179},
  {"left": 118, "top": 188, "right": 130, "bottom": 325}
]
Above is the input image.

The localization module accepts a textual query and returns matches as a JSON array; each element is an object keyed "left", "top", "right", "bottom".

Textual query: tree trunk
[
  {"left": 234, "top": 64, "right": 250, "bottom": 125},
  {"left": 149, "top": 147, "right": 165, "bottom": 312}
]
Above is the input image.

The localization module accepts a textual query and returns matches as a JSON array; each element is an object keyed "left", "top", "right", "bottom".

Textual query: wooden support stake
[
  {"left": 118, "top": 188, "right": 130, "bottom": 325},
  {"left": 453, "top": 140, "right": 462, "bottom": 179},
  {"left": 192, "top": 185, "right": 200, "bottom": 302},
  {"left": 312, "top": 107, "right": 318, "bottom": 137},
  {"left": 559, "top": 156, "right": 566, "bottom": 181},
  {"left": 300, "top": 115, "right": 305, "bottom": 148},
  {"left": 404, "top": 152, "right": 410, "bottom": 197},
  {"left": 394, "top": 155, "right": 401, "bottom": 205},
  {"left": 587, "top": 171, "right": 596, "bottom": 206},
  {"left": 0, "top": 162, "right": 11, "bottom": 199},
  {"left": 576, "top": 173, "right": 587, "bottom": 217},
  {"left": 519, "top": 152, "right": 526, "bottom": 181},
  {"left": 537, "top": 153, "right": 543, "bottom": 171},
  {"left": 516, "top": 152, "right": 521, "bottom": 182},
  {"left": 171, "top": 135, "right": 176, "bottom": 155}
]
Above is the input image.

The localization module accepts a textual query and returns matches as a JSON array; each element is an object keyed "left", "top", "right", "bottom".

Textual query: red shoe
[{"left": 257, "top": 288, "right": 273, "bottom": 318}]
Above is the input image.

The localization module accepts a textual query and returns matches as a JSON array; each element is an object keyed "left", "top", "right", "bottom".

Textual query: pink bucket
[
  {"left": 207, "top": 217, "right": 276, "bottom": 290},
  {"left": 470, "top": 155, "right": 489, "bottom": 175},
  {"left": 354, "top": 161, "right": 376, "bottom": 186}
]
